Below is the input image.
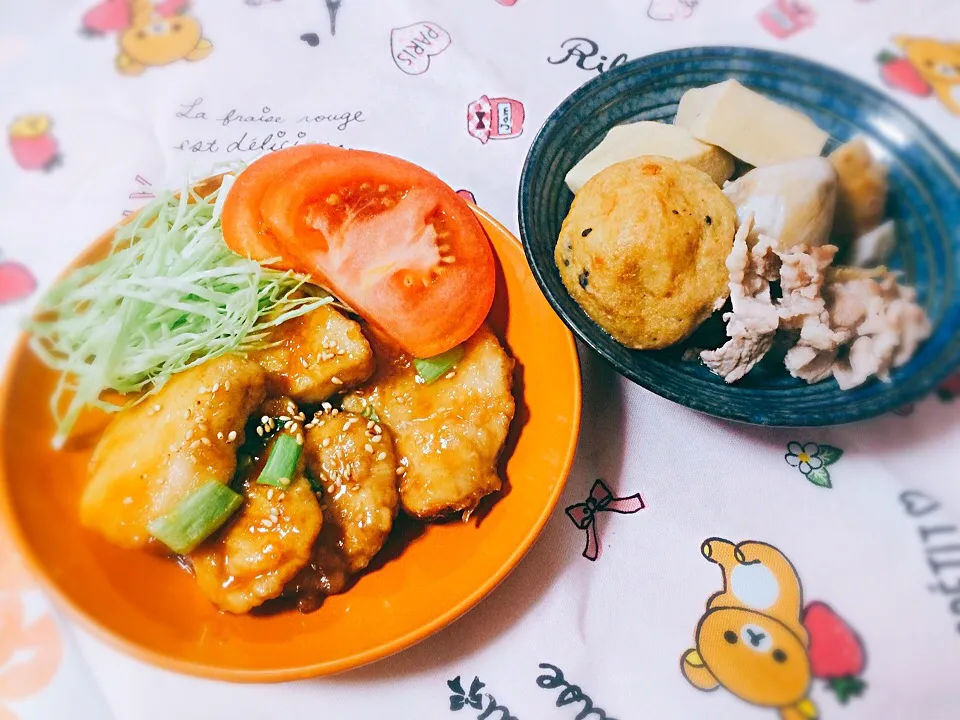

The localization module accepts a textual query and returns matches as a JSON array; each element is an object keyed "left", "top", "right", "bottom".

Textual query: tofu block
[
  {"left": 564, "top": 120, "right": 734, "bottom": 193},
  {"left": 674, "top": 79, "right": 829, "bottom": 167}
]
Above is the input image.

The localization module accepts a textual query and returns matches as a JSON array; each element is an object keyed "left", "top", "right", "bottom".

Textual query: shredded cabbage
[{"left": 27, "top": 173, "right": 334, "bottom": 448}]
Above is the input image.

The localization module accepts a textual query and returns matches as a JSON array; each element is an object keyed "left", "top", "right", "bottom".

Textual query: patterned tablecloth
[{"left": 1, "top": 1, "right": 959, "bottom": 719}]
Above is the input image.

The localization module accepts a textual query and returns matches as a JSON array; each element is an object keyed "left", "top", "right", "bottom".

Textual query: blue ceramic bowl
[{"left": 518, "top": 46, "right": 960, "bottom": 426}]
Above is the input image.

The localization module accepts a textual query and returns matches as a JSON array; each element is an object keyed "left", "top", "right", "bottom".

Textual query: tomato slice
[
  {"left": 221, "top": 144, "right": 341, "bottom": 267},
  {"left": 258, "top": 150, "right": 495, "bottom": 358}
]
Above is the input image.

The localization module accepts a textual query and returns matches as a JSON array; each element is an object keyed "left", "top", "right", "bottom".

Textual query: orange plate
[{"left": 0, "top": 204, "right": 582, "bottom": 682}]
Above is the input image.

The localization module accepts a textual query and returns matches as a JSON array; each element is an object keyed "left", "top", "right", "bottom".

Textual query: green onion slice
[
  {"left": 360, "top": 404, "right": 380, "bottom": 423},
  {"left": 256, "top": 433, "right": 302, "bottom": 487},
  {"left": 305, "top": 468, "right": 323, "bottom": 494},
  {"left": 147, "top": 481, "right": 243, "bottom": 554},
  {"left": 413, "top": 345, "right": 464, "bottom": 384}
]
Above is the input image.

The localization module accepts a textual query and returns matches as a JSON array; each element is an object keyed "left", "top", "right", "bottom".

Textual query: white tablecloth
[{"left": 2, "top": 1, "right": 959, "bottom": 718}]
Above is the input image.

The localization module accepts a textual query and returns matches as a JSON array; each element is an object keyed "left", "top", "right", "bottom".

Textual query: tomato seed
[{"left": 326, "top": 194, "right": 340, "bottom": 205}]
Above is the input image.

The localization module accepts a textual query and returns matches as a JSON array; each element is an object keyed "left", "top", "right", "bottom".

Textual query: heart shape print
[
  {"left": 0, "top": 260, "right": 36, "bottom": 304},
  {"left": 899, "top": 490, "right": 941, "bottom": 518},
  {"left": 391, "top": 21, "right": 452, "bottom": 75}
]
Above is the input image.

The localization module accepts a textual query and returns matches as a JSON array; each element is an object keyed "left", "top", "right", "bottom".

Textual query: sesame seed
[
  {"left": 227, "top": 430, "right": 237, "bottom": 442},
  {"left": 190, "top": 440, "right": 201, "bottom": 449},
  {"left": 211, "top": 382, "right": 219, "bottom": 393},
  {"left": 279, "top": 477, "right": 291, "bottom": 487},
  {"left": 296, "top": 434, "right": 304, "bottom": 446},
  {"left": 266, "top": 488, "right": 274, "bottom": 500},
  {"left": 300, "top": 357, "right": 309, "bottom": 368},
  {"left": 183, "top": 410, "right": 191, "bottom": 419},
  {"left": 326, "top": 485, "right": 336, "bottom": 494},
  {"left": 224, "top": 381, "right": 231, "bottom": 392},
  {"left": 371, "top": 434, "right": 382, "bottom": 443},
  {"left": 364, "top": 443, "right": 374, "bottom": 454},
  {"left": 256, "top": 426, "right": 264, "bottom": 437},
  {"left": 249, "top": 525, "right": 256, "bottom": 533},
  {"left": 261, "top": 518, "right": 274, "bottom": 528},
  {"left": 201, "top": 437, "right": 211, "bottom": 446},
  {"left": 152, "top": 403, "right": 161, "bottom": 412},
  {"left": 322, "top": 402, "right": 332, "bottom": 410},
  {"left": 279, "top": 415, "right": 291, "bottom": 422},
  {"left": 322, "top": 438, "right": 331, "bottom": 447},
  {"left": 331, "top": 408, "right": 339, "bottom": 416},
  {"left": 376, "top": 451, "right": 387, "bottom": 461},
  {"left": 331, "top": 376, "right": 343, "bottom": 385},
  {"left": 445, "top": 371, "right": 456, "bottom": 379},
  {"left": 217, "top": 431, "right": 224, "bottom": 440},
  {"left": 278, "top": 493, "right": 285, "bottom": 501},
  {"left": 396, "top": 466, "right": 406, "bottom": 475},
  {"left": 269, "top": 512, "right": 279, "bottom": 523},
  {"left": 374, "top": 425, "right": 382, "bottom": 434},
  {"left": 336, "top": 349, "right": 346, "bottom": 356},
  {"left": 261, "top": 415, "right": 270, "bottom": 424}
]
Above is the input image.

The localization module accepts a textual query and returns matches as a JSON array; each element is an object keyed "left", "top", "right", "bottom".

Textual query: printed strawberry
[
  {"left": 0, "top": 260, "right": 36, "bottom": 304},
  {"left": 876, "top": 50, "right": 932, "bottom": 97},
  {"left": 802, "top": 601, "right": 867, "bottom": 704},
  {"left": 80, "top": 0, "right": 130, "bottom": 35},
  {"left": 937, "top": 371, "right": 960, "bottom": 402}
]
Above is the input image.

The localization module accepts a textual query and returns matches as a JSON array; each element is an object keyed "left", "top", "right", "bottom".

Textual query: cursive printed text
[
  {"left": 900, "top": 490, "right": 960, "bottom": 635},
  {"left": 547, "top": 37, "right": 629, "bottom": 75},
  {"left": 172, "top": 98, "right": 364, "bottom": 154},
  {"left": 536, "top": 663, "right": 617, "bottom": 720}
]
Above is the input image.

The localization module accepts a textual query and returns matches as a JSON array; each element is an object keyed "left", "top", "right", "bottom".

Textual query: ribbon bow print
[
  {"left": 565, "top": 479, "right": 645, "bottom": 561},
  {"left": 474, "top": 111, "right": 487, "bottom": 131}
]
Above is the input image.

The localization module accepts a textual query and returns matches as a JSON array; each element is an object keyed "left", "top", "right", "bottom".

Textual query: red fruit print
[
  {"left": 802, "top": 601, "right": 868, "bottom": 704},
  {"left": 877, "top": 51, "right": 933, "bottom": 97},
  {"left": 81, "top": 0, "right": 131, "bottom": 35},
  {"left": 0, "top": 260, "right": 37, "bottom": 304},
  {"left": 938, "top": 371, "right": 960, "bottom": 402}
]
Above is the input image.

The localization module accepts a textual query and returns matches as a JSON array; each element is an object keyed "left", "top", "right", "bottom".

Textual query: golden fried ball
[{"left": 555, "top": 156, "right": 736, "bottom": 349}]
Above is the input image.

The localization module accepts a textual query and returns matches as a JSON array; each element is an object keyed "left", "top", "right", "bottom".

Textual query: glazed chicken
[
  {"left": 250, "top": 304, "right": 375, "bottom": 405},
  {"left": 79, "top": 303, "right": 517, "bottom": 615},
  {"left": 285, "top": 410, "right": 401, "bottom": 610},
  {"left": 80, "top": 355, "right": 266, "bottom": 549},
  {"left": 303, "top": 411, "right": 399, "bottom": 572},
  {"left": 342, "top": 325, "right": 515, "bottom": 518},
  {"left": 190, "top": 470, "right": 322, "bottom": 614}
]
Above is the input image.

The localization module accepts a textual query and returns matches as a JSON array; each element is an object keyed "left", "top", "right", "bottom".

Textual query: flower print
[
  {"left": 785, "top": 441, "right": 843, "bottom": 488},
  {"left": 448, "top": 676, "right": 485, "bottom": 712}
]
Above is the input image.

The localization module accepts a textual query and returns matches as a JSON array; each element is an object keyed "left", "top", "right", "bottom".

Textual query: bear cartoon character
[
  {"left": 681, "top": 538, "right": 818, "bottom": 720},
  {"left": 116, "top": 0, "right": 212, "bottom": 75},
  {"left": 894, "top": 36, "right": 960, "bottom": 116}
]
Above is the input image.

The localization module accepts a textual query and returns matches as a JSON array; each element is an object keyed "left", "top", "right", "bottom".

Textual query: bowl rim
[
  {"left": 0, "top": 202, "right": 583, "bottom": 682},
  {"left": 518, "top": 44, "right": 960, "bottom": 427}
]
